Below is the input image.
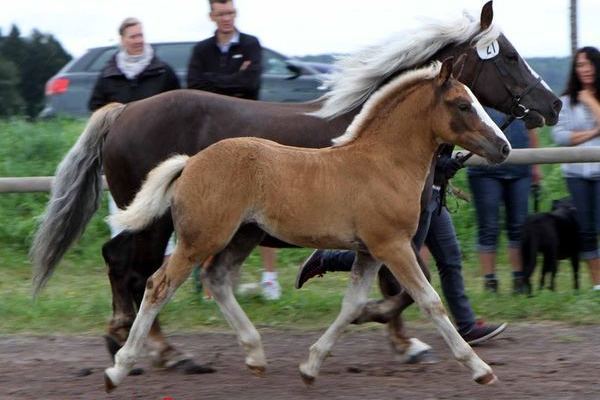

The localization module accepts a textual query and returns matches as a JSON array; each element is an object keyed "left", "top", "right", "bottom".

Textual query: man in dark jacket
[
  {"left": 187, "top": 0, "right": 279, "bottom": 300},
  {"left": 88, "top": 17, "right": 180, "bottom": 111},
  {"left": 186, "top": 0, "right": 262, "bottom": 100}
]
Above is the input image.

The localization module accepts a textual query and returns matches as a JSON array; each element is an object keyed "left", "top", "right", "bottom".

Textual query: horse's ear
[
  {"left": 452, "top": 53, "right": 467, "bottom": 81},
  {"left": 480, "top": 1, "right": 494, "bottom": 31},
  {"left": 437, "top": 58, "right": 454, "bottom": 87}
]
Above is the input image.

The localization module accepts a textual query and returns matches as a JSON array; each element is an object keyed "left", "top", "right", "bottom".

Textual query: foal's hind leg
[
  {"left": 202, "top": 225, "right": 267, "bottom": 374},
  {"left": 104, "top": 245, "right": 204, "bottom": 391},
  {"left": 299, "top": 252, "right": 380, "bottom": 384},
  {"left": 372, "top": 239, "right": 495, "bottom": 385}
]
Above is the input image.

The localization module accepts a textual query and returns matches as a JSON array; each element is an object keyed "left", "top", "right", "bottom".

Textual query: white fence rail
[
  {"left": 1, "top": 147, "right": 600, "bottom": 193},
  {"left": 0, "top": 176, "right": 109, "bottom": 193}
]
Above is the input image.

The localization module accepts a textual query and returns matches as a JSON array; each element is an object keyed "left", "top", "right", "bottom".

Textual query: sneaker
[
  {"left": 261, "top": 279, "right": 281, "bottom": 300},
  {"left": 295, "top": 250, "right": 327, "bottom": 289},
  {"left": 593, "top": 284, "right": 600, "bottom": 291},
  {"left": 484, "top": 278, "right": 498, "bottom": 293},
  {"left": 462, "top": 320, "right": 507, "bottom": 345}
]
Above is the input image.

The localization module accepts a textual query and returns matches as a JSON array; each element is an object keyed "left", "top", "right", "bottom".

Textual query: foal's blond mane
[{"left": 332, "top": 62, "right": 442, "bottom": 147}]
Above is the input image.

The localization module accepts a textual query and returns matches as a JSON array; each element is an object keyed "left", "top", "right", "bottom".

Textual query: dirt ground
[{"left": 1, "top": 323, "right": 598, "bottom": 400}]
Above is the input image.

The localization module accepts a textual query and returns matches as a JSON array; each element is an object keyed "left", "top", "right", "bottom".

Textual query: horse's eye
[
  {"left": 458, "top": 103, "right": 471, "bottom": 112},
  {"left": 506, "top": 52, "right": 518, "bottom": 62}
]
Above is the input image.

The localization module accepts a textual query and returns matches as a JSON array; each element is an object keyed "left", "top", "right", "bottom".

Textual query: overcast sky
[{"left": 1, "top": 0, "right": 598, "bottom": 59}]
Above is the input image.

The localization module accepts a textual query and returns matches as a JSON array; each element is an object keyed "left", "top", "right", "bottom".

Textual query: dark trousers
[
  {"left": 321, "top": 189, "right": 476, "bottom": 334},
  {"left": 566, "top": 177, "right": 600, "bottom": 259}
]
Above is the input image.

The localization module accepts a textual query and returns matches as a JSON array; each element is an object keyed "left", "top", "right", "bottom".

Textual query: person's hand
[
  {"left": 578, "top": 89, "right": 597, "bottom": 106},
  {"left": 441, "top": 156, "right": 463, "bottom": 181},
  {"left": 240, "top": 60, "right": 251, "bottom": 71}
]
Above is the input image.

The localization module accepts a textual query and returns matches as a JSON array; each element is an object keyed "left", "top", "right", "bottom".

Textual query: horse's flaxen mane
[
  {"left": 314, "top": 11, "right": 500, "bottom": 120},
  {"left": 332, "top": 62, "right": 442, "bottom": 147}
]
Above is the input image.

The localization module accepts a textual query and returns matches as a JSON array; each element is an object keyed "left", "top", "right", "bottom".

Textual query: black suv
[{"left": 42, "top": 42, "right": 331, "bottom": 117}]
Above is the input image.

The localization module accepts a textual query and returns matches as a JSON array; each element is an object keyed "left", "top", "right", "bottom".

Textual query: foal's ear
[
  {"left": 452, "top": 53, "right": 467, "bottom": 81},
  {"left": 436, "top": 57, "right": 454, "bottom": 87},
  {"left": 480, "top": 1, "right": 494, "bottom": 31}
]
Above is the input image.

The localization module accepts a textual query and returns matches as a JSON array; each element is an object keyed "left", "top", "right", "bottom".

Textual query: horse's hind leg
[
  {"left": 299, "top": 252, "right": 380, "bottom": 384},
  {"left": 104, "top": 244, "right": 204, "bottom": 391},
  {"left": 203, "top": 225, "right": 267, "bottom": 374},
  {"left": 372, "top": 239, "right": 495, "bottom": 385}
]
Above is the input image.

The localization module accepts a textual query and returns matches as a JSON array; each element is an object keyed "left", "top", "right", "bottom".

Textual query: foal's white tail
[{"left": 109, "top": 155, "right": 189, "bottom": 232}]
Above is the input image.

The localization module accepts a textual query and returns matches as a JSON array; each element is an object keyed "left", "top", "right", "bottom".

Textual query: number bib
[{"left": 476, "top": 40, "right": 500, "bottom": 60}]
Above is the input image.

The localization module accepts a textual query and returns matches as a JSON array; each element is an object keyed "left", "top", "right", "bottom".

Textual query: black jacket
[
  {"left": 186, "top": 32, "right": 262, "bottom": 100},
  {"left": 88, "top": 54, "right": 180, "bottom": 111}
]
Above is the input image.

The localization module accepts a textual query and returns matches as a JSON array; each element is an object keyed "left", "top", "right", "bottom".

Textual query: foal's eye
[{"left": 458, "top": 103, "right": 471, "bottom": 112}]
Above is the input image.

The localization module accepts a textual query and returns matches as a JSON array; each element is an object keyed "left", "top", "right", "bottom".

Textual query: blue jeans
[
  {"left": 566, "top": 177, "right": 600, "bottom": 260},
  {"left": 467, "top": 175, "right": 531, "bottom": 252},
  {"left": 321, "top": 189, "right": 476, "bottom": 334}
]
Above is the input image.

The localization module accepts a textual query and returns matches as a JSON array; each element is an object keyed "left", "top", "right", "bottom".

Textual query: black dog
[{"left": 521, "top": 197, "right": 580, "bottom": 294}]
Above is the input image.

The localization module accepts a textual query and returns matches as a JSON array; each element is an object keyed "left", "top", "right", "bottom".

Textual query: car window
[
  {"left": 87, "top": 48, "right": 117, "bottom": 72},
  {"left": 155, "top": 43, "right": 194, "bottom": 70},
  {"left": 262, "top": 49, "right": 290, "bottom": 75}
]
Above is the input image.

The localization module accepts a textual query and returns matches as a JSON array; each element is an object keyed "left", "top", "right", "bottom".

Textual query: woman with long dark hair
[{"left": 552, "top": 46, "right": 600, "bottom": 290}]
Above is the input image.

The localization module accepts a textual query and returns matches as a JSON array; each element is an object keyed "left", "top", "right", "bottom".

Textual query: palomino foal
[{"left": 104, "top": 59, "right": 510, "bottom": 391}]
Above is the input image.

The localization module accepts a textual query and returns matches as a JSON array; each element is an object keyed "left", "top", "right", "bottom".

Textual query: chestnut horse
[
  {"left": 104, "top": 59, "right": 510, "bottom": 391},
  {"left": 31, "top": 1, "right": 561, "bottom": 371}
]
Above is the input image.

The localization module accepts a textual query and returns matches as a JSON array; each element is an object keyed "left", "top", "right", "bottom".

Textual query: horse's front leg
[
  {"left": 371, "top": 239, "right": 496, "bottom": 385},
  {"left": 299, "top": 252, "right": 380, "bottom": 384}
]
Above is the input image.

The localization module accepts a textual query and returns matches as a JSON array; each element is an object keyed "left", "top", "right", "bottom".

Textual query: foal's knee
[{"left": 419, "top": 292, "right": 446, "bottom": 318}]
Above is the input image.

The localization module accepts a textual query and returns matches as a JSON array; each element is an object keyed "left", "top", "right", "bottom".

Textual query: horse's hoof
[
  {"left": 104, "top": 372, "right": 117, "bottom": 393},
  {"left": 129, "top": 368, "right": 145, "bottom": 376},
  {"left": 299, "top": 370, "right": 316, "bottom": 386},
  {"left": 247, "top": 364, "right": 266, "bottom": 377},
  {"left": 168, "top": 359, "right": 216, "bottom": 375},
  {"left": 405, "top": 349, "right": 440, "bottom": 365},
  {"left": 475, "top": 371, "right": 498, "bottom": 385}
]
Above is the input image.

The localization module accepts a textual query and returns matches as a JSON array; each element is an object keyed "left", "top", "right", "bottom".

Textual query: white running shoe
[{"left": 261, "top": 279, "right": 281, "bottom": 300}]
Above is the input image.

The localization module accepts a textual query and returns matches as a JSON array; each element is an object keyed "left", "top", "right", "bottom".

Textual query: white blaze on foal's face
[{"left": 463, "top": 85, "right": 510, "bottom": 146}]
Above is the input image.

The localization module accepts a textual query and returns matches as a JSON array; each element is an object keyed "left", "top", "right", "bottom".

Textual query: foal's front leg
[
  {"left": 299, "top": 252, "right": 380, "bottom": 384},
  {"left": 372, "top": 239, "right": 496, "bottom": 385}
]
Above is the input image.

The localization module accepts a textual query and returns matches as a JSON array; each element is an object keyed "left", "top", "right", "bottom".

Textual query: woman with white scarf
[{"left": 88, "top": 17, "right": 180, "bottom": 111}]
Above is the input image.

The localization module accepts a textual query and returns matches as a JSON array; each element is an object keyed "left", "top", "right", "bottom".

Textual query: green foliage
[
  {"left": 0, "top": 57, "right": 24, "bottom": 116},
  {"left": 0, "top": 24, "right": 72, "bottom": 118},
  {"left": 0, "top": 121, "right": 597, "bottom": 335}
]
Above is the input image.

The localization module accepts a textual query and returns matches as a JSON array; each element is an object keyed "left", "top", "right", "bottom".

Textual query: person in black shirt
[
  {"left": 187, "top": 1, "right": 280, "bottom": 299},
  {"left": 186, "top": 0, "right": 262, "bottom": 100}
]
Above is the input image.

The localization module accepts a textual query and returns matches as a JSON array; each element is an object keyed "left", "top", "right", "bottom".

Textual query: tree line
[{"left": 0, "top": 25, "right": 71, "bottom": 118}]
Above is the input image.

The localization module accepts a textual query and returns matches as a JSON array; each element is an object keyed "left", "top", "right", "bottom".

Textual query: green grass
[{"left": 0, "top": 119, "right": 598, "bottom": 335}]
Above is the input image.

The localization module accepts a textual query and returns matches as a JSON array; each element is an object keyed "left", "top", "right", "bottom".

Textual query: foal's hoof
[
  {"left": 247, "top": 364, "right": 266, "bottom": 377},
  {"left": 104, "top": 372, "right": 117, "bottom": 393},
  {"left": 169, "top": 359, "right": 216, "bottom": 375},
  {"left": 475, "top": 371, "right": 498, "bottom": 385},
  {"left": 299, "top": 371, "right": 316, "bottom": 386}
]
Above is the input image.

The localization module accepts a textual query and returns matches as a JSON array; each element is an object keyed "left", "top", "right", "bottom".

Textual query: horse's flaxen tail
[
  {"left": 108, "top": 155, "right": 189, "bottom": 233},
  {"left": 31, "top": 103, "right": 126, "bottom": 296}
]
